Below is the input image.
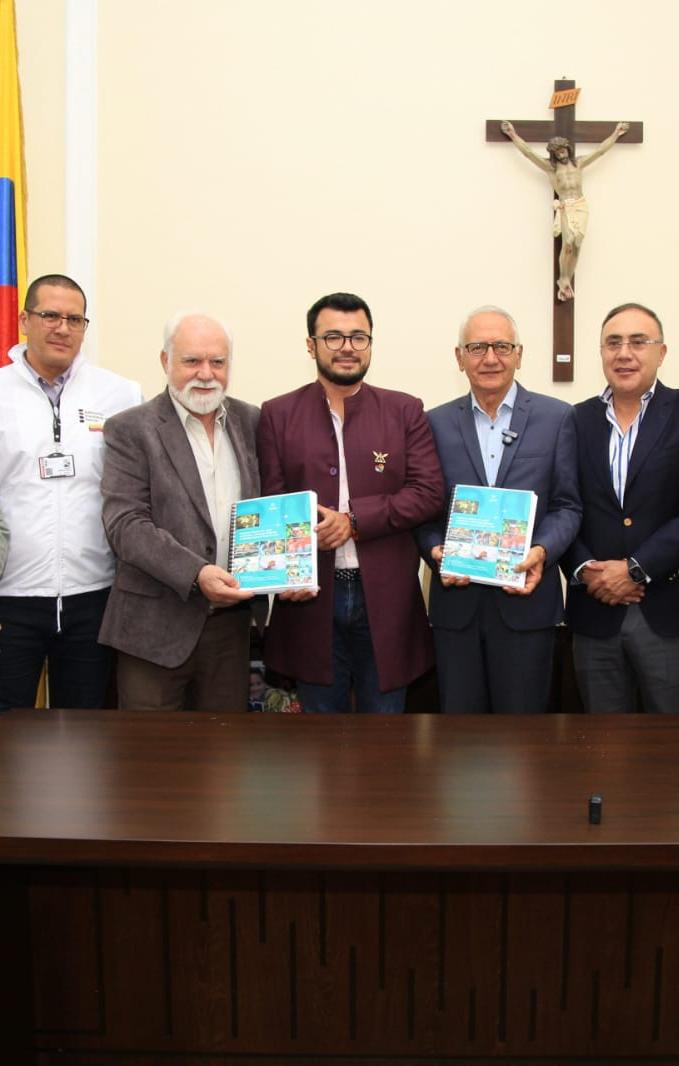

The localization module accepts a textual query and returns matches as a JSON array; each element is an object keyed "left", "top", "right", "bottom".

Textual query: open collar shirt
[
  {"left": 600, "top": 381, "right": 656, "bottom": 506},
  {"left": 170, "top": 394, "right": 242, "bottom": 571},
  {"left": 470, "top": 381, "right": 517, "bottom": 487},
  {"left": 328, "top": 393, "right": 360, "bottom": 571}
]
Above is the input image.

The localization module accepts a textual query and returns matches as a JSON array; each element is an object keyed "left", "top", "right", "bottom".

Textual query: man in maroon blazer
[{"left": 257, "top": 292, "right": 444, "bottom": 713}]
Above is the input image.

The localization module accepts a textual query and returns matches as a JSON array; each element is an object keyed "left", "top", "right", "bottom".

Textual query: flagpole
[
  {"left": 0, "top": 0, "right": 27, "bottom": 365},
  {"left": 65, "top": 0, "right": 98, "bottom": 362}
]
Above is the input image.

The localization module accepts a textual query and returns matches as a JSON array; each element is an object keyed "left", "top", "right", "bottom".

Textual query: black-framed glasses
[
  {"left": 601, "top": 336, "right": 663, "bottom": 354},
  {"left": 462, "top": 341, "right": 518, "bottom": 357},
  {"left": 312, "top": 332, "right": 372, "bottom": 352},
  {"left": 25, "top": 310, "right": 89, "bottom": 332}
]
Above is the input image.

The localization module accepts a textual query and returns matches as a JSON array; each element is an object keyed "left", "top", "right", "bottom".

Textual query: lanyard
[{"left": 52, "top": 401, "right": 62, "bottom": 445}]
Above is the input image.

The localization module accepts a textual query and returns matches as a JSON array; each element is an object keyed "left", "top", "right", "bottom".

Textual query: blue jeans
[{"left": 297, "top": 574, "right": 405, "bottom": 714}]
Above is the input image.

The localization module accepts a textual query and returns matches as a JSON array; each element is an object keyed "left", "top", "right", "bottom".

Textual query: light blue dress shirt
[{"left": 471, "top": 381, "right": 518, "bottom": 486}]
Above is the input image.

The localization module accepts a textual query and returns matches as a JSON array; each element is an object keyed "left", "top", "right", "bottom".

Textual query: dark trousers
[
  {"left": 116, "top": 606, "right": 252, "bottom": 712},
  {"left": 434, "top": 590, "right": 556, "bottom": 714},
  {"left": 0, "top": 589, "right": 112, "bottom": 711}
]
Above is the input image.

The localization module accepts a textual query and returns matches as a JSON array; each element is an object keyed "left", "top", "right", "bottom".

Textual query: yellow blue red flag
[{"left": 0, "top": 0, "right": 27, "bottom": 366}]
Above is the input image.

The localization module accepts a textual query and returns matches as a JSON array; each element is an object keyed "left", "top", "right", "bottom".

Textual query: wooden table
[{"left": 2, "top": 710, "right": 679, "bottom": 1064}]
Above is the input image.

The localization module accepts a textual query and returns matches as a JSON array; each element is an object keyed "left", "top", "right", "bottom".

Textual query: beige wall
[
  {"left": 15, "top": 0, "right": 679, "bottom": 405},
  {"left": 16, "top": 0, "right": 66, "bottom": 282}
]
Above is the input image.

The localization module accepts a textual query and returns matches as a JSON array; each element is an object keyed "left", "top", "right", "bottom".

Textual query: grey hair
[
  {"left": 457, "top": 305, "right": 521, "bottom": 347},
  {"left": 163, "top": 311, "right": 234, "bottom": 363}
]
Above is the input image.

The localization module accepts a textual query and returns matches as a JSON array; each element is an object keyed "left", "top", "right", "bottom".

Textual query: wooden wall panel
[
  {"left": 35, "top": 1058, "right": 679, "bottom": 1066},
  {"left": 28, "top": 865, "right": 679, "bottom": 1062},
  {"left": 505, "top": 873, "right": 569, "bottom": 1050},
  {"left": 232, "top": 869, "right": 328, "bottom": 1051},
  {"left": 379, "top": 872, "right": 441, "bottom": 1051},
  {"left": 98, "top": 869, "right": 172, "bottom": 1045},
  {"left": 30, "top": 869, "right": 102, "bottom": 1034},
  {"left": 436, "top": 872, "right": 504, "bottom": 1055},
  {"left": 165, "top": 869, "right": 233, "bottom": 1048},
  {"left": 622, "top": 874, "right": 679, "bottom": 1054},
  {"left": 0, "top": 870, "right": 32, "bottom": 1066}
]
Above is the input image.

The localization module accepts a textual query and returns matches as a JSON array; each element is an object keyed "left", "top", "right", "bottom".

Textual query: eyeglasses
[
  {"left": 311, "top": 332, "right": 372, "bottom": 352},
  {"left": 25, "top": 310, "right": 90, "bottom": 332},
  {"left": 601, "top": 336, "right": 663, "bottom": 354},
  {"left": 462, "top": 341, "right": 518, "bottom": 357}
]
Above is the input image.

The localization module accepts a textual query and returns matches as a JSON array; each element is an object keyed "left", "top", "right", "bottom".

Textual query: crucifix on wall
[{"left": 486, "top": 79, "right": 643, "bottom": 382}]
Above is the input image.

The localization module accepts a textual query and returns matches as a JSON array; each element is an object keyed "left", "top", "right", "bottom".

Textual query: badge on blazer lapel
[{"left": 373, "top": 450, "right": 389, "bottom": 473}]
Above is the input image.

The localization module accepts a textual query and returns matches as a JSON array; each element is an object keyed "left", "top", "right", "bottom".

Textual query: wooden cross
[{"left": 487, "top": 79, "right": 643, "bottom": 382}]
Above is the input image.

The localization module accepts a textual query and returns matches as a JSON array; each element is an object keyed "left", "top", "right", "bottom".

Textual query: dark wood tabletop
[{"left": 1, "top": 710, "right": 678, "bottom": 870}]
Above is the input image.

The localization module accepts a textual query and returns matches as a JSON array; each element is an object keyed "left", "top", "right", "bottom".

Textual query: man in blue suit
[
  {"left": 418, "top": 306, "right": 581, "bottom": 714},
  {"left": 563, "top": 302, "right": 679, "bottom": 713}
]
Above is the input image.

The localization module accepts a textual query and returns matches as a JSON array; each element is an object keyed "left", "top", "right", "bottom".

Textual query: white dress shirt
[{"left": 170, "top": 395, "right": 242, "bottom": 570}]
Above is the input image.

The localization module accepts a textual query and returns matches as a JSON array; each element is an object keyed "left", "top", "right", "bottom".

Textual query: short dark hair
[
  {"left": 306, "top": 292, "right": 373, "bottom": 337},
  {"left": 601, "top": 302, "right": 664, "bottom": 340},
  {"left": 24, "top": 274, "right": 87, "bottom": 314}
]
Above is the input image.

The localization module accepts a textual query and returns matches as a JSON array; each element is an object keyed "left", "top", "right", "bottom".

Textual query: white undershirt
[
  {"left": 328, "top": 405, "right": 359, "bottom": 570},
  {"left": 170, "top": 396, "right": 242, "bottom": 570}
]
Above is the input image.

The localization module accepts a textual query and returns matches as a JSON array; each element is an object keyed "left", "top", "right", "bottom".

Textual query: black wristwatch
[{"left": 627, "top": 558, "right": 647, "bottom": 585}]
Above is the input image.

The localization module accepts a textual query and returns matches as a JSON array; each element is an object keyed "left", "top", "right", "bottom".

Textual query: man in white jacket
[
  {"left": 0, "top": 506, "right": 8, "bottom": 577},
  {"left": 0, "top": 274, "right": 142, "bottom": 710}
]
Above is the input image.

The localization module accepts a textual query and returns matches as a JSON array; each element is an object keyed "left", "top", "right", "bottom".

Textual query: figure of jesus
[{"left": 501, "top": 120, "right": 629, "bottom": 301}]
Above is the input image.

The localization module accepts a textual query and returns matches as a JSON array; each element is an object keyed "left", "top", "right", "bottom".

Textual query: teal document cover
[
  {"left": 440, "top": 484, "right": 537, "bottom": 588},
  {"left": 228, "top": 490, "right": 318, "bottom": 593}
]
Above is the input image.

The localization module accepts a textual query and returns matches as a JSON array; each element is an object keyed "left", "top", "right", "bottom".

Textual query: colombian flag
[{"left": 0, "top": 0, "right": 27, "bottom": 366}]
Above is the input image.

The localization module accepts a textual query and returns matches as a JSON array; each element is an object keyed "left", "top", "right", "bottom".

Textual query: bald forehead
[
  {"left": 462, "top": 312, "right": 517, "bottom": 344},
  {"left": 172, "top": 316, "right": 231, "bottom": 354}
]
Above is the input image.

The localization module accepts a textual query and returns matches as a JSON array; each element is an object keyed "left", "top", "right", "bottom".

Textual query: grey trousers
[{"left": 573, "top": 604, "right": 679, "bottom": 713}]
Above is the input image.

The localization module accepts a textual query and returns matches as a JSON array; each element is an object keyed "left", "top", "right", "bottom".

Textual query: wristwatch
[{"left": 627, "top": 558, "right": 648, "bottom": 585}]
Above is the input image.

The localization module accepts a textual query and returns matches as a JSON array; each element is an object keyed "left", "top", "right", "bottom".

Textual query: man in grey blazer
[
  {"left": 417, "top": 306, "right": 581, "bottom": 714},
  {"left": 99, "top": 312, "right": 260, "bottom": 711}
]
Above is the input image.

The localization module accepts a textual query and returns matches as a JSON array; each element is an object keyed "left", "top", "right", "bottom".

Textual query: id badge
[{"left": 39, "top": 452, "right": 76, "bottom": 479}]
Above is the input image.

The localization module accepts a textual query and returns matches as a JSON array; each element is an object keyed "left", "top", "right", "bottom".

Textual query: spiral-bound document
[
  {"left": 440, "top": 484, "right": 537, "bottom": 588},
  {"left": 228, "top": 490, "right": 318, "bottom": 593}
]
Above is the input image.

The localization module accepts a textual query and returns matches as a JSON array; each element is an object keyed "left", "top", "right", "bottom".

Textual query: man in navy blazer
[
  {"left": 418, "top": 306, "right": 581, "bottom": 714},
  {"left": 563, "top": 302, "right": 679, "bottom": 713}
]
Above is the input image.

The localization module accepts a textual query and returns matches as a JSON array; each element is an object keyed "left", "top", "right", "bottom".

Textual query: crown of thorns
[{"left": 547, "top": 136, "right": 572, "bottom": 151}]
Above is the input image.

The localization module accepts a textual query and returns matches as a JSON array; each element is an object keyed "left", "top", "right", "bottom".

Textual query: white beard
[{"left": 169, "top": 380, "right": 227, "bottom": 415}]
